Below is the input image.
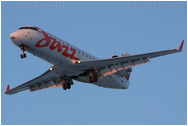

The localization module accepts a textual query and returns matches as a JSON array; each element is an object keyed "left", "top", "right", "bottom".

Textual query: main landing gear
[
  {"left": 62, "top": 77, "right": 73, "bottom": 90},
  {"left": 20, "top": 46, "right": 26, "bottom": 59},
  {"left": 89, "top": 69, "right": 98, "bottom": 83}
]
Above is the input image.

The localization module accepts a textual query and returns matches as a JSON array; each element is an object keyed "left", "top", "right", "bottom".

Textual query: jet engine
[
  {"left": 110, "top": 55, "right": 119, "bottom": 58},
  {"left": 122, "top": 53, "right": 131, "bottom": 57}
]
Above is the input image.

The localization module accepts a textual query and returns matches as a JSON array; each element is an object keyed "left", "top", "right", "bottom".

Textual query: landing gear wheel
[
  {"left": 61, "top": 77, "right": 73, "bottom": 90},
  {"left": 20, "top": 46, "right": 26, "bottom": 59},
  {"left": 89, "top": 76, "right": 93, "bottom": 83},
  {"left": 62, "top": 84, "right": 67, "bottom": 90},
  {"left": 93, "top": 75, "right": 98, "bottom": 82},
  {"left": 67, "top": 83, "right": 71, "bottom": 89},
  {"left": 20, "top": 54, "right": 23, "bottom": 59},
  {"left": 20, "top": 53, "right": 26, "bottom": 59},
  {"left": 23, "top": 53, "right": 26, "bottom": 58}
]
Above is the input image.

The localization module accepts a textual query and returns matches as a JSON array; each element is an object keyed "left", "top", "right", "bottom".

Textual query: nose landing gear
[{"left": 20, "top": 46, "right": 26, "bottom": 59}]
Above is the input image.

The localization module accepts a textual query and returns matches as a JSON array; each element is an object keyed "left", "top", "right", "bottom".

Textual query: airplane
[{"left": 5, "top": 25, "right": 184, "bottom": 95}]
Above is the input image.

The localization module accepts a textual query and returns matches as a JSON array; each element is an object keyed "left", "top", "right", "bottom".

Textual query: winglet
[
  {"left": 179, "top": 40, "right": 184, "bottom": 51},
  {"left": 6, "top": 85, "right": 10, "bottom": 92}
]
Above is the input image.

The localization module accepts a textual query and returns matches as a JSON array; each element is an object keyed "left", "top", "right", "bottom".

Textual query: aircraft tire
[
  {"left": 89, "top": 76, "right": 93, "bottom": 83},
  {"left": 20, "top": 54, "right": 23, "bottom": 59},
  {"left": 62, "top": 84, "right": 67, "bottom": 90},
  {"left": 67, "top": 83, "right": 71, "bottom": 89},
  {"left": 93, "top": 75, "right": 98, "bottom": 82},
  {"left": 23, "top": 53, "right": 26, "bottom": 58}
]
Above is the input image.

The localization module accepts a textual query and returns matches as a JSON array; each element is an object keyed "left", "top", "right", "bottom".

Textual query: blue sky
[{"left": 1, "top": 1, "right": 187, "bottom": 125}]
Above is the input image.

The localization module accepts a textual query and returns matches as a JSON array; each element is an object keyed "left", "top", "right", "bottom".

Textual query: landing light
[
  {"left": 50, "top": 68, "right": 53, "bottom": 71},
  {"left": 76, "top": 61, "right": 80, "bottom": 64}
]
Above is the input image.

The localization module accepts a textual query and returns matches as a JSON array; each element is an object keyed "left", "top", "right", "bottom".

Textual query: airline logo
[{"left": 35, "top": 29, "right": 79, "bottom": 60}]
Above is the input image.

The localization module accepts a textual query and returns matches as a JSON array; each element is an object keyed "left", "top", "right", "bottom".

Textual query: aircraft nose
[
  {"left": 10, "top": 33, "right": 16, "bottom": 41},
  {"left": 10, "top": 31, "right": 22, "bottom": 46}
]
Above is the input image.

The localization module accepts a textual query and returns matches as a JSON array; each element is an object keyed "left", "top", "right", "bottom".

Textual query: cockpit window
[{"left": 19, "top": 27, "right": 38, "bottom": 31}]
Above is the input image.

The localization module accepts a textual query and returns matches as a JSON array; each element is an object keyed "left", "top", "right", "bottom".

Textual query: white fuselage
[{"left": 10, "top": 26, "right": 129, "bottom": 89}]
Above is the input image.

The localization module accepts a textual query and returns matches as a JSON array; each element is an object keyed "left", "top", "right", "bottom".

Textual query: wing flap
[
  {"left": 74, "top": 41, "right": 183, "bottom": 77},
  {"left": 99, "top": 58, "right": 150, "bottom": 77},
  {"left": 5, "top": 69, "right": 62, "bottom": 95},
  {"left": 29, "top": 81, "right": 63, "bottom": 92}
]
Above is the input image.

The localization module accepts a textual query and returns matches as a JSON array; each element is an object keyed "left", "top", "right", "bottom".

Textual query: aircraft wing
[
  {"left": 5, "top": 40, "right": 184, "bottom": 95},
  {"left": 5, "top": 69, "right": 63, "bottom": 95},
  {"left": 74, "top": 40, "right": 184, "bottom": 77}
]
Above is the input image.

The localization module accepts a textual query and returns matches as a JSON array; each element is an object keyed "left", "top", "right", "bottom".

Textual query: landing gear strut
[
  {"left": 89, "top": 69, "right": 98, "bottom": 83},
  {"left": 20, "top": 46, "right": 26, "bottom": 59},
  {"left": 62, "top": 77, "right": 73, "bottom": 90}
]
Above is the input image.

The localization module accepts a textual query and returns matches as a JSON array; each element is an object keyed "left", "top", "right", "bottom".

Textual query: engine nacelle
[
  {"left": 122, "top": 52, "right": 131, "bottom": 57},
  {"left": 110, "top": 55, "right": 119, "bottom": 58}
]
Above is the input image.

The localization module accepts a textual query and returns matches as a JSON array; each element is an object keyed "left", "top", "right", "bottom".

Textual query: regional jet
[{"left": 5, "top": 25, "right": 184, "bottom": 95}]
